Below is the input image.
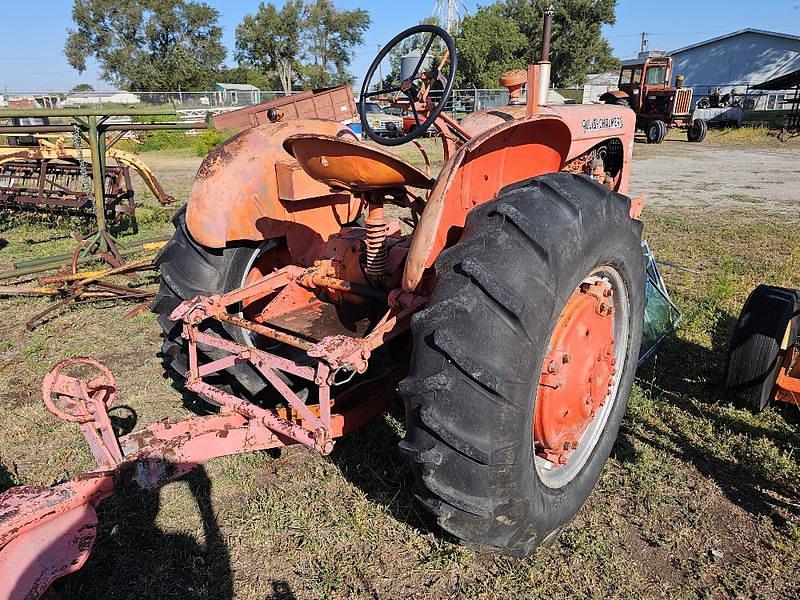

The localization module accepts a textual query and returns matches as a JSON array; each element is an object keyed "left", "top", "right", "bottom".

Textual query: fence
[{"left": 2, "top": 85, "right": 793, "bottom": 119}]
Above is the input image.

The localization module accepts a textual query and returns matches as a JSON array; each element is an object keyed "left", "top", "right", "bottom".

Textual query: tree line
[
  {"left": 65, "top": 0, "right": 370, "bottom": 92},
  {"left": 65, "top": 0, "right": 618, "bottom": 93},
  {"left": 456, "top": 0, "right": 619, "bottom": 88}
]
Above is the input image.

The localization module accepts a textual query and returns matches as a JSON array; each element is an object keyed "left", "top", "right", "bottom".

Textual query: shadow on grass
[
  {"left": 327, "top": 400, "right": 445, "bottom": 538},
  {"left": 54, "top": 466, "right": 236, "bottom": 600},
  {"left": 624, "top": 308, "right": 800, "bottom": 524},
  {"left": 0, "top": 460, "right": 16, "bottom": 494}
]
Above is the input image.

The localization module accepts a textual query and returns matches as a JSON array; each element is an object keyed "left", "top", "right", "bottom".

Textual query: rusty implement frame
[
  {"left": 0, "top": 107, "right": 204, "bottom": 264},
  {"left": 0, "top": 250, "right": 166, "bottom": 330},
  {"left": 0, "top": 139, "right": 177, "bottom": 209},
  {"left": 0, "top": 159, "right": 136, "bottom": 221},
  {"left": 0, "top": 268, "right": 424, "bottom": 597},
  {"left": 774, "top": 345, "right": 800, "bottom": 407}
]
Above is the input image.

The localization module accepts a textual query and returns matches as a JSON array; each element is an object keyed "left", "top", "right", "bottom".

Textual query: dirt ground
[
  {"left": 632, "top": 140, "right": 800, "bottom": 217},
  {"left": 0, "top": 135, "right": 798, "bottom": 599}
]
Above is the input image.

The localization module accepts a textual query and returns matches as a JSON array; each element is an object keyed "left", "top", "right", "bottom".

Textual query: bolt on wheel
[{"left": 534, "top": 266, "right": 630, "bottom": 488}]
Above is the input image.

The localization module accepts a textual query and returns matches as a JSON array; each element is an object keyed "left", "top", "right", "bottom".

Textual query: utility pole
[
  {"left": 640, "top": 32, "right": 649, "bottom": 54},
  {"left": 377, "top": 45, "right": 383, "bottom": 88},
  {"left": 433, "top": 0, "right": 465, "bottom": 35}
]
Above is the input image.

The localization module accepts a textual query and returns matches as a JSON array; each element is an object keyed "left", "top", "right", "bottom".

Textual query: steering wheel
[{"left": 359, "top": 24, "right": 457, "bottom": 146}]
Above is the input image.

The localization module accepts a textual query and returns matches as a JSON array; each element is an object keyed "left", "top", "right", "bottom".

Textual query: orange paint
[{"left": 534, "top": 282, "right": 616, "bottom": 466}]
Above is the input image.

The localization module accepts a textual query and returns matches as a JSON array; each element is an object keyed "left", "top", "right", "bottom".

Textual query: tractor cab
[{"left": 617, "top": 53, "right": 673, "bottom": 111}]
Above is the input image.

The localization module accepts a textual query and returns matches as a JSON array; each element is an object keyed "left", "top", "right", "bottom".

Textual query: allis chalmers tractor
[
  {"left": 726, "top": 285, "right": 800, "bottom": 411},
  {"left": 601, "top": 51, "right": 707, "bottom": 144},
  {"left": 0, "top": 17, "right": 651, "bottom": 597}
]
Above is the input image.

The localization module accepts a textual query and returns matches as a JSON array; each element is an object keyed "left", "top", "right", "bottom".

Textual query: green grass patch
[{"left": 117, "top": 127, "right": 232, "bottom": 157}]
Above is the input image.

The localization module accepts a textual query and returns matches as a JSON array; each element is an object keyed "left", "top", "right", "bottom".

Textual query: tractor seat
[{"left": 284, "top": 133, "right": 434, "bottom": 192}]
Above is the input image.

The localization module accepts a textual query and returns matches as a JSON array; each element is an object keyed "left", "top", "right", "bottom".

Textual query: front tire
[
  {"left": 687, "top": 118, "right": 707, "bottom": 143},
  {"left": 645, "top": 120, "right": 667, "bottom": 144},
  {"left": 152, "top": 207, "right": 276, "bottom": 398},
  {"left": 399, "top": 173, "right": 645, "bottom": 555}
]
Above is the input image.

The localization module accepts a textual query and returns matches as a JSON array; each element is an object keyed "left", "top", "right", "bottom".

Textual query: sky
[{"left": 2, "top": 0, "right": 799, "bottom": 92}]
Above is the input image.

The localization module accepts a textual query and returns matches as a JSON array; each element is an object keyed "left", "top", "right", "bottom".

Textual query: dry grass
[
  {"left": 0, "top": 141, "right": 798, "bottom": 599},
  {"left": 657, "top": 124, "right": 800, "bottom": 148}
]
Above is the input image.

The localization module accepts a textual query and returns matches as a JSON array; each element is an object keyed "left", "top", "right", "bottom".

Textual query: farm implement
[
  {"left": 0, "top": 13, "right": 679, "bottom": 598},
  {"left": 0, "top": 137, "right": 174, "bottom": 221},
  {"left": 726, "top": 285, "right": 800, "bottom": 411},
  {"left": 0, "top": 108, "right": 203, "bottom": 272}
]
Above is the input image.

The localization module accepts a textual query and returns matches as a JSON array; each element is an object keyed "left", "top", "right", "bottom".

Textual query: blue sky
[{"left": 2, "top": 0, "right": 799, "bottom": 92}]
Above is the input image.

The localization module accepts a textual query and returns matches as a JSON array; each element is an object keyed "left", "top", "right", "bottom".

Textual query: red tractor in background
[
  {"left": 601, "top": 51, "right": 707, "bottom": 144},
  {"left": 0, "top": 14, "right": 669, "bottom": 597}
]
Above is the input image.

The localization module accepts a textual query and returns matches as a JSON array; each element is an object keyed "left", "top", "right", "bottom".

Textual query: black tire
[
  {"left": 725, "top": 285, "right": 800, "bottom": 412},
  {"left": 152, "top": 206, "right": 276, "bottom": 399},
  {"left": 602, "top": 95, "right": 629, "bottom": 108},
  {"left": 687, "top": 118, "right": 707, "bottom": 143},
  {"left": 645, "top": 120, "right": 667, "bottom": 144},
  {"left": 399, "top": 173, "right": 645, "bottom": 555}
]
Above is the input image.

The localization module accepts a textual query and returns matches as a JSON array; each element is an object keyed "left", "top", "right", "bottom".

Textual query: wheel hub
[{"left": 534, "top": 278, "right": 617, "bottom": 467}]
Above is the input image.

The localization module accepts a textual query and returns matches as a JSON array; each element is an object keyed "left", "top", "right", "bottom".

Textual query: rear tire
[
  {"left": 725, "top": 285, "right": 800, "bottom": 412},
  {"left": 687, "top": 118, "right": 707, "bottom": 143},
  {"left": 152, "top": 207, "right": 275, "bottom": 398},
  {"left": 399, "top": 173, "right": 645, "bottom": 555},
  {"left": 645, "top": 120, "right": 667, "bottom": 144}
]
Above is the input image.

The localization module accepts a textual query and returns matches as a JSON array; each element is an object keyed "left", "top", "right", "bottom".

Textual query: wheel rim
[
  {"left": 533, "top": 266, "right": 630, "bottom": 488},
  {"left": 239, "top": 241, "right": 281, "bottom": 347}
]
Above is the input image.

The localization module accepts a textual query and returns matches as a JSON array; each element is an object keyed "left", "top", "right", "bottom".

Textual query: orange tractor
[
  {"left": 601, "top": 51, "right": 706, "bottom": 144},
  {"left": 0, "top": 16, "right": 661, "bottom": 597}
]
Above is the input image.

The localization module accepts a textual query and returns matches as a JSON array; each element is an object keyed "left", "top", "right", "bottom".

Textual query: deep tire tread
[{"left": 400, "top": 173, "right": 646, "bottom": 554}]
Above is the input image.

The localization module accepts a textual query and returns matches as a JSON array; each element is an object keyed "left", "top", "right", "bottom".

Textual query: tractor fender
[
  {"left": 186, "top": 119, "right": 361, "bottom": 249},
  {"left": 403, "top": 116, "right": 571, "bottom": 293},
  {"left": 599, "top": 90, "right": 629, "bottom": 103}
]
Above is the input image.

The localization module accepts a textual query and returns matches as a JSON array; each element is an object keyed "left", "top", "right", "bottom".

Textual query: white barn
[
  {"left": 582, "top": 72, "right": 619, "bottom": 104},
  {"left": 669, "top": 29, "right": 800, "bottom": 109}
]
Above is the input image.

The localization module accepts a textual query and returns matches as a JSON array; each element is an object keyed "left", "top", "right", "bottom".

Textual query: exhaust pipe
[{"left": 537, "top": 4, "right": 555, "bottom": 107}]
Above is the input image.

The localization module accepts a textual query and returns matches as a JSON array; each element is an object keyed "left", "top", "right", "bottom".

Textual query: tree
[
  {"left": 301, "top": 0, "right": 370, "bottom": 87},
  {"left": 70, "top": 83, "right": 95, "bottom": 92},
  {"left": 456, "top": 5, "right": 527, "bottom": 88},
  {"left": 216, "top": 65, "right": 275, "bottom": 91},
  {"left": 235, "top": 1, "right": 303, "bottom": 93},
  {"left": 502, "top": 0, "right": 619, "bottom": 86},
  {"left": 65, "top": 0, "right": 226, "bottom": 91},
  {"left": 456, "top": 0, "right": 619, "bottom": 88}
]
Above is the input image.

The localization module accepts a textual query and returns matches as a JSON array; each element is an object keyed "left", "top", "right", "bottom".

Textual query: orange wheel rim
[{"left": 534, "top": 278, "right": 617, "bottom": 468}]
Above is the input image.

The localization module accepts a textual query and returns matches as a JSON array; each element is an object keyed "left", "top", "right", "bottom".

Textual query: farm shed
[
  {"left": 62, "top": 91, "right": 141, "bottom": 106},
  {"left": 669, "top": 29, "right": 800, "bottom": 109},
  {"left": 754, "top": 67, "right": 800, "bottom": 131},
  {"left": 582, "top": 72, "right": 619, "bottom": 104},
  {"left": 213, "top": 83, "right": 262, "bottom": 106}
]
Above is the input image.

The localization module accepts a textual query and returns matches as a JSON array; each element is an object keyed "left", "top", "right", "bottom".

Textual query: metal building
[{"left": 669, "top": 29, "right": 800, "bottom": 109}]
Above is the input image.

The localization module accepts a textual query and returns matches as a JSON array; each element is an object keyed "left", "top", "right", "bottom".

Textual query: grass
[
  {"left": 725, "top": 193, "right": 764, "bottom": 204},
  {"left": 654, "top": 124, "right": 800, "bottom": 148},
  {"left": 0, "top": 141, "right": 798, "bottom": 598},
  {"left": 117, "top": 128, "right": 231, "bottom": 157}
]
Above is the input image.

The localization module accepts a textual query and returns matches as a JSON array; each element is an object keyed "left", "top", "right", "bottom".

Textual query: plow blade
[{"left": 0, "top": 490, "right": 101, "bottom": 600}]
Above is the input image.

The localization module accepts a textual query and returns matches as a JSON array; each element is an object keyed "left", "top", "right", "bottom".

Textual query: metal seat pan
[{"left": 284, "top": 133, "right": 434, "bottom": 192}]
